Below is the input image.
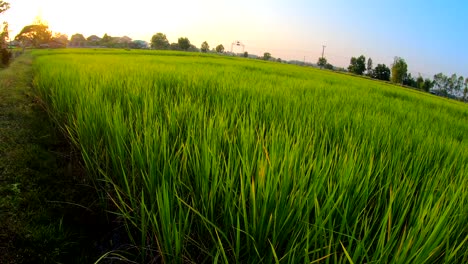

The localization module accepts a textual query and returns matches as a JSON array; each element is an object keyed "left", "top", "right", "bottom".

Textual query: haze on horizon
[{"left": 3, "top": 0, "right": 467, "bottom": 78}]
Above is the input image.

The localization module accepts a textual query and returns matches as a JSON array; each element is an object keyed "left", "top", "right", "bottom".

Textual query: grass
[
  {"left": 0, "top": 53, "right": 123, "bottom": 263},
  {"left": 32, "top": 48, "right": 468, "bottom": 263}
]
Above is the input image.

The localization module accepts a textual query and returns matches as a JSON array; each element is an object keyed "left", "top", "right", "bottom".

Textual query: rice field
[{"left": 32, "top": 49, "right": 468, "bottom": 263}]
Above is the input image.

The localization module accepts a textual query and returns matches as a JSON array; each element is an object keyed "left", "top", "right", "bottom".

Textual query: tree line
[{"left": 319, "top": 54, "right": 467, "bottom": 101}]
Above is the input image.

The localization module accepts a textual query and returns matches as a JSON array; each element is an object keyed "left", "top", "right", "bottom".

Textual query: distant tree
[
  {"left": 366, "top": 58, "right": 373, "bottom": 76},
  {"left": 403, "top": 73, "right": 417, "bottom": 87},
  {"left": 317, "top": 57, "right": 327, "bottom": 69},
  {"left": 178, "top": 37, "right": 190, "bottom": 51},
  {"left": 422, "top": 78, "right": 433, "bottom": 92},
  {"left": 100, "top": 33, "right": 113, "bottom": 47},
  {"left": 263, "top": 52, "right": 271, "bottom": 60},
  {"left": 464, "top": 78, "right": 468, "bottom": 102},
  {"left": 151, "top": 33, "right": 169, "bottom": 50},
  {"left": 51, "top": 33, "right": 68, "bottom": 48},
  {"left": 276, "top": 58, "right": 282, "bottom": 63},
  {"left": 187, "top": 44, "right": 199, "bottom": 52},
  {"left": 325, "top": 63, "right": 334, "bottom": 70},
  {"left": 416, "top": 75, "right": 424, "bottom": 89},
  {"left": 215, "top": 44, "right": 224, "bottom": 53},
  {"left": 200, "top": 41, "right": 209, "bottom": 52},
  {"left": 170, "top": 42, "right": 180, "bottom": 50},
  {"left": 243, "top": 51, "right": 248, "bottom": 57},
  {"left": 130, "top": 40, "right": 148, "bottom": 49},
  {"left": 348, "top": 55, "right": 366, "bottom": 75},
  {"left": 372, "top": 64, "right": 391, "bottom": 81},
  {"left": 456, "top": 75, "right": 464, "bottom": 96},
  {"left": 433, "top": 73, "right": 449, "bottom": 95},
  {"left": 70, "top": 33, "right": 86, "bottom": 47},
  {"left": 391, "top": 56, "right": 408, "bottom": 84},
  {"left": 15, "top": 23, "right": 52, "bottom": 48}
]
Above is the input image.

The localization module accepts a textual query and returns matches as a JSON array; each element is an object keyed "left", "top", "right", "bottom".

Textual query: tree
[
  {"left": 200, "top": 41, "right": 209, "bottom": 52},
  {"left": 263, "top": 52, "right": 271, "bottom": 60},
  {"left": 70, "top": 33, "right": 86, "bottom": 47},
  {"left": 0, "top": 1, "right": 9, "bottom": 14},
  {"left": 391, "top": 57, "right": 408, "bottom": 84},
  {"left": 325, "top": 63, "right": 334, "bottom": 70},
  {"left": 0, "top": 1, "right": 10, "bottom": 66},
  {"left": 456, "top": 75, "right": 464, "bottom": 96},
  {"left": 51, "top": 33, "right": 68, "bottom": 48},
  {"left": 0, "top": 21, "right": 8, "bottom": 47},
  {"left": 367, "top": 58, "right": 373, "bottom": 76},
  {"left": 422, "top": 78, "right": 433, "bottom": 92},
  {"left": 130, "top": 40, "right": 148, "bottom": 49},
  {"left": 101, "top": 33, "right": 112, "bottom": 45},
  {"left": 403, "top": 73, "right": 417, "bottom": 87},
  {"left": 348, "top": 55, "right": 366, "bottom": 75},
  {"left": 170, "top": 42, "right": 180, "bottom": 50},
  {"left": 151, "top": 33, "right": 169, "bottom": 50},
  {"left": 15, "top": 23, "right": 52, "bottom": 48},
  {"left": 178, "top": 37, "right": 190, "bottom": 51},
  {"left": 416, "top": 75, "right": 424, "bottom": 90},
  {"left": 243, "top": 51, "right": 248, "bottom": 58},
  {"left": 464, "top": 78, "right": 468, "bottom": 102},
  {"left": 317, "top": 57, "right": 327, "bottom": 69},
  {"left": 372, "top": 64, "right": 391, "bottom": 81},
  {"left": 215, "top": 44, "right": 224, "bottom": 53},
  {"left": 433, "top": 73, "right": 449, "bottom": 96}
]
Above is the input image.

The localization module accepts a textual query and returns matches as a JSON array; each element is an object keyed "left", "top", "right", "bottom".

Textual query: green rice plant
[{"left": 32, "top": 49, "right": 468, "bottom": 263}]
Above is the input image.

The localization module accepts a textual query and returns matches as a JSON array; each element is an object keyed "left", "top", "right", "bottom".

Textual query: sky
[{"left": 2, "top": 0, "right": 467, "bottom": 78}]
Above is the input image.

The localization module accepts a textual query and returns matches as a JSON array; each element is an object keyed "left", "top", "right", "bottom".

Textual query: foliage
[
  {"left": 464, "top": 78, "right": 468, "bottom": 101},
  {"left": 391, "top": 56, "right": 408, "bottom": 84},
  {"left": 0, "top": 22, "right": 9, "bottom": 66},
  {"left": 14, "top": 23, "right": 52, "bottom": 48},
  {"left": 416, "top": 75, "right": 424, "bottom": 89},
  {"left": 324, "top": 63, "right": 334, "bottom": 70},
  {"left": 263, "top": 52, "right": 271, "bottom": 60},
  {"left": 348, "top": 55, "right": 366, "bottom": 75},
  {"left": 0, "top": 0, "right": 9, "bottom": 14},
  {"left": 70, "top": 33, "right": 86, "bottom": 47},
  {"left": 200, "top": 41, "right": 209, "bottom": 52},
  {"left": 432, "top": 72, "right": 465, "bottom": 98},
  {"left": 403, "top": 73, "right": 416, "bottom": 87},
  {"left": 130, "top": 40, "right": 148, "bottom": 49},
  {"left": 178, "top": 37, "right": 190, "bottom": 50},
  {"left": 317, "top": 57, "right": 327, "bottom": 68},
  {"left": 372, "top": 64, "right": 391, "bottom": 81},
  {"left": 215, "top": 44, "right": 224, "bottom": 53},
  {"left": 150, "top": 33, "right": 169, "bottom": 50},
  {"left": 170, "top": 42, "right": 180, "bottom": 50},
  {"left": 423, "top": 78, "right": 433, "bottom": 92},
  {"left": 366, "top": 57, "right": 373, "bottom": 76},
  {"left": 51, "top": 33, "right": 68, "bottom": 48},
  {"left": 243, "top": 51, "right": 248, "bottom": 57},
  {"left": 101, "top": 33, "right": 112, "bottom": 46},
  {"left": 33, "top": 49, "right": 468, "bottom": 263}
]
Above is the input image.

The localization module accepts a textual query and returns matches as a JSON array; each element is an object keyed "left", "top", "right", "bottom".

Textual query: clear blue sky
[{"left": 4, "top": 0, "right": 468, "bottom": 78}]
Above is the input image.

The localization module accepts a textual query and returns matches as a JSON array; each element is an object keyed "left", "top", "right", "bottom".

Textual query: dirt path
[{"left": 0, "top": 54, "right": 112, "bottom": 263}]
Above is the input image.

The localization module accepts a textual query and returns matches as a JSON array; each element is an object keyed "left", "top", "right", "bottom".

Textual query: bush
[{"left": 0, "top": 48, "right": 11, "bottom": 66}]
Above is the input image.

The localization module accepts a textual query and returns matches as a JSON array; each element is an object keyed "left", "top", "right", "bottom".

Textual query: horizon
[{"left": 3, "top": 0, "right": 468, "bottom": 79}]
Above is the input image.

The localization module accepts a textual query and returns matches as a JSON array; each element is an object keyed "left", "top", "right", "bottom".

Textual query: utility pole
[{"left": 321, "top": 45, "right": 326, "bottom": 58}]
